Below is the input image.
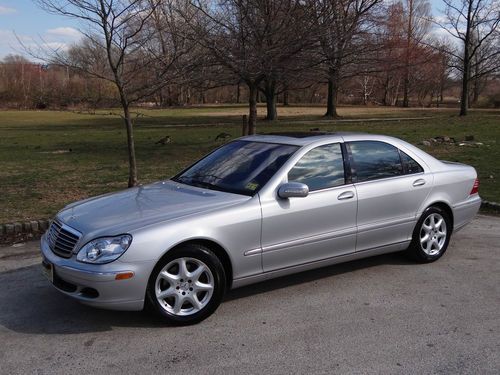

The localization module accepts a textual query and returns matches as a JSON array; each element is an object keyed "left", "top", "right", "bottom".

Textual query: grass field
[{"left": 0, "top": 105, "right": 499, "bottom": 223}]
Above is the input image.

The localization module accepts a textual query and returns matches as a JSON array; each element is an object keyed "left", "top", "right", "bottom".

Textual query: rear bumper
[
  {"left": 453, "top": 195, "right": 481, "bottom": 232},
  {"left": 40, "top": 234, "right": 154, "bottom": 311}
]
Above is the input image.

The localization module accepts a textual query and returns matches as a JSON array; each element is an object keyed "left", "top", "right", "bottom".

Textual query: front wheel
[
  {"left": 408, "top": 206, "right": 452, "bottom": 263},
  {"left": 146, "top": 244, "right": 226, "bottom": 325}
]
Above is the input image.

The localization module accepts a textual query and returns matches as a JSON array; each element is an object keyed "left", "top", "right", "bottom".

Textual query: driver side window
[{"left": 288, "top": 143, "right": 345, "bottom": 191}]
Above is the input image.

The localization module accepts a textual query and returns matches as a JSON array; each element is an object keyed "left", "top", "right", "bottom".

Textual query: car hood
[{"left": 57, "top": 180, "right": 250, "bottom": 235}]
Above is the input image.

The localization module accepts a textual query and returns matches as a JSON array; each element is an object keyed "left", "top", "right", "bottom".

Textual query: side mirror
[{"left": 278, "top": 182, "right": 309, "bottom": 199}]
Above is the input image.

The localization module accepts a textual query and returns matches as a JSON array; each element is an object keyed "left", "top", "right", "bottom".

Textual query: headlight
[{"left": 77, "top": 235, "right": 132, "bottom": 264}]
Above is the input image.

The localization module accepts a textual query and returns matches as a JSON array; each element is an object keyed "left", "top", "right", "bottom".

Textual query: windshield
[{"left": 172, "top": 140, "right": 299, "bottom": 196}]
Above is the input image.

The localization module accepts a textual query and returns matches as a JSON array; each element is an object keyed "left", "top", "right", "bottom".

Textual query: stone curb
[
  {"left": 481, "top": 200, "right": 500, "bottom": 212},
  {"left": 0, "top": 219, "right": 51, "bottom": 245}
]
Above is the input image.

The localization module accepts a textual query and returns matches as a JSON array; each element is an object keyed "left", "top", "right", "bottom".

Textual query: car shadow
[
  {"left": 0, "top": 251, "right": 413, "bottom": 335},
  {"left": 0, "top": 264, "right": 167, "bottom": 335},
  {"left": 225, "top": 251, "right": 413, "bottom": 301}
]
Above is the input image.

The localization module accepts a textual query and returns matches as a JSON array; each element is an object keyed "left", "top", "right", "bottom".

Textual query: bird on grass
[
  {"left": 214, "top": 133, "right": 231, "bottom": 142},
  {"left": 155, "top": 135, "right": 171, "bottom": 145}
]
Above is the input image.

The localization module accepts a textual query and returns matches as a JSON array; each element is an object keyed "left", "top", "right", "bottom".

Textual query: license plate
[{"left": 41, "top": 259, "right": 54, "bottom": 283}]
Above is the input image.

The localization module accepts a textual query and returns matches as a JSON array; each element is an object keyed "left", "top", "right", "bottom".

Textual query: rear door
[
  {"left": 260, "top": 143, "right": 357, "bottom": 272},
  {"left": 347, "top": 141, "right": 432, "bottom": 251}
]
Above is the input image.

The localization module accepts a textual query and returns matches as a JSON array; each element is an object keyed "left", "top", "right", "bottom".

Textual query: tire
[
  {"left": 146, "top": 244, "right": 226, "bottom": 325},
  {"left": 407, "top": 206, "right": 452, "bottom": 263}
]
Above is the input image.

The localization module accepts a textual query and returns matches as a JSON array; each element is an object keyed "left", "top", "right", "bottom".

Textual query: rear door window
[
  {"left": 348, "top": 141, "right": 403, "bottom": 182},
  {"left": 400, "top": 151, "right": 424, "bottom": 174}
]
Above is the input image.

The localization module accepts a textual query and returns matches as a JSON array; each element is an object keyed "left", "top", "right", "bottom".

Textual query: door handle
[
  {"left": 413, "top": 179, "right": 426, "bottom": 187},
  {"left": 337, "top": 191, "right": 355, "bottom": 200}
]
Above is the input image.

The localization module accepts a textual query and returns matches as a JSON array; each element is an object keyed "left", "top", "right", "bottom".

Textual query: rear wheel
[
  {"left": 408, "top": 206, "right": 452, "bottom": 263},
  {"left": 146, "top": 244, "right": 226, "bottom": 325}
]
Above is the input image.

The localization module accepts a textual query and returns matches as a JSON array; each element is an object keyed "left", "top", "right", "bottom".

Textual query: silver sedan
[{"left": 40, "top": 132, "right": 481, "bottom": 324}]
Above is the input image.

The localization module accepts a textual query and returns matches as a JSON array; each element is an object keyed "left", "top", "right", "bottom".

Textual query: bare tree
[
  {"left": 185, "top": 0, "right": 314, "bottom": 132},
  {"left": 436, "top": 0, "right": 500, "bottom": 115},
  {"left": 147, "top": 0, "right": 204, "bottom": 107},
  {"left": 468, "top": 26, "right": 500, "bottom": 105},
  {"left": 433, "top": 42, "right": 453, "bottom": 106},
  {"left": 355, "top": 72, "right": 375, "bottom": 104},
  {"left": 33, "top": 0, "right": 191, "bottom": 186},
  {"left": 0, "top": 55, "right": 33, "bottom": 108},
  {"left": 401, "top": 0, "right": 432, "bottom": 107},
  {"left": 374, "top": 2, "right": 406, "bottom": 106},
  {"left": 309, "top": 0, "right": 383, "bottom": 118},
  {"left": 260, "top": 67, "right": 319, "bottom": 121}
]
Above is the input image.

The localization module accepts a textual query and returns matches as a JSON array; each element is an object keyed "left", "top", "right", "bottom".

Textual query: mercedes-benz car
[{"left": 40, "top": 132, "right": 481, "bottom": 324}]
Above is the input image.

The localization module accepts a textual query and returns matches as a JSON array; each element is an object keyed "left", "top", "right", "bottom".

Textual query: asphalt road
[{"left": 0, "top": 215, "right": 499, "bottom": 374}]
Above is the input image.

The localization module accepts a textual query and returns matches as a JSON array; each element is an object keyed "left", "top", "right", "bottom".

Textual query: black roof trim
[{"left": 261, "top": 131, "right": 334, "bottom": 138}]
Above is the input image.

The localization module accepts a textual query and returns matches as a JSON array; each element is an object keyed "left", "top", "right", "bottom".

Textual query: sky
[
  {"left": 0, "top": 0, "right": 82, "bottom": 59},
  {"left": 0, "top": 0, "right": 446, "bottom": 60}
]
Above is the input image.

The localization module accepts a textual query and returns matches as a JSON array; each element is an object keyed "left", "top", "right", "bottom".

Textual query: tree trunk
[
  {"left": 198, "top": 88, "right": 205, "bottom": 104},
  {"left": 236, "top": 82, "right": 241, "bottom": 104},
  {"left": 460, "top": 2, "right": 473, "bottom": 116},
  {"left": 167, "top": 86, "right": 172, "bottom": 106},
  {"left": 471, "top": 77, "right": 480, "bottom": 106},
  {"left": 438, "top": 55, "right": 446, "bottom": 107},
  {"left": 265, "top": 94, "right": 277, "bottom": 120},
  {"left": 392, "top": 77, "right": 401, "bottom": 106},
  {"left": 402, "top": 65, "right": 410, "bottom": 107},
  {"left": 325, "top": 69, "right": 339, "bottom": 118},
  {"left": 460, "top": 65, "right": 469, "bottom": 116},
  {"left": 403, "top": 62, "right": 410, "bottom": 108},
  {"left": 242, "top": 115, "right": 248, "bottom": 136},
  {"left": 283, "top": 86, "right": 289, "bottom": 106},
  {"left": 382, "top": 76, "right": 390, "bottom": 106},
  {"left": 264, "top": 79, "right": 277, "bottom": 121},
  {"left": 362, "top": 77, "right": 369, "bottom": 105},
  {"left": 438, "top": 77, "right": 444, "bottom": 107},
  {"left": 122, "top": 104, "right": 138, "bottom": 187},
  {"left": 258, "top": 91, "right": 265, "bottom": 103},
  {"left": 402, "top": 0, "right": 414, "bottom": 108},
  {"left": 248, "top": 84, "right": 258, "bottom": 135},
  {"left": 158, "top": 89, "right": 164, "bottom": 107}
]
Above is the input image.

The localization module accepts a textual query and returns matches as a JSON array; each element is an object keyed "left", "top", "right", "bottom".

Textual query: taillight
[{"left": 470, "top": 178, "right": 479, "bottom": 195}]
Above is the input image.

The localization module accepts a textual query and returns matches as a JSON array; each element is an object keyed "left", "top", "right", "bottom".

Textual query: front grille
[{"left": 47, "top": 220, "right": 81, "bottom": 258}]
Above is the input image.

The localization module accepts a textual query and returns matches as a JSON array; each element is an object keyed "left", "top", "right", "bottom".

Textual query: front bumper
[{"left": 40, "top": 234, "right": 155, "bottom": 311}]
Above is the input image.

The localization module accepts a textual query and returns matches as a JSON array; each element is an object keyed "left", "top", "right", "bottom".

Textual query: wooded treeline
[{"left": 1, "top": 0, "right": 498, "bottom": 114}]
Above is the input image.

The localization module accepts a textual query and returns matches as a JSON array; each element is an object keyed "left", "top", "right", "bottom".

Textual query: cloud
[
  {"left": 0, "top": 29, "right": 74, "bottom": 61},
  {"left": 45, "top": 42, "right": 73, "bottom": 52},
  {"left": 433, "top": 15, "right": 449, "bottom": 25},
  {"left": 46, "top": 27, "right": 81, "bottom": 39},
  {"left": 0, "top": 6, "right": 16, "bottom": 15},
  {"left": 0, "top": 29, "right": 27, "bottom": 56},
  {"left": 430, "top": 26, "right": 453, "bottom": 38}
]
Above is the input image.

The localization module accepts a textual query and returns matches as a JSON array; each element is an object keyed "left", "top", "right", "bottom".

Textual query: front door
[{"left": 260, "top": 143, "right": 358, "bottom": 272}]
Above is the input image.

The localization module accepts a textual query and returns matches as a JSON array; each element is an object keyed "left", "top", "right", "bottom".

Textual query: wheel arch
[
  {"left": 165, "top": 238, "right": 234, "bottom": 289},
  {"left": 425, "top": 201, "right": 454, "bottom": 232}
]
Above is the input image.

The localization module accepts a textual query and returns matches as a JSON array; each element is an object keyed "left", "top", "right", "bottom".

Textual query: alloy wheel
[
  {"left": 155, "top": 257, "right": 214, "bottom": 316},
  {"left": 420, "top": 213, "right": 447, "bottom": 256}
]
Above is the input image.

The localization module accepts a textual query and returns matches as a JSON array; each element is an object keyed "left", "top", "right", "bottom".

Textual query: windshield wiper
[
  {"left": 173, "top": 177, "right": 228, "bottom": 193},
  {"left": 190, "top": 180, "right": 221, "bottom": 190}
]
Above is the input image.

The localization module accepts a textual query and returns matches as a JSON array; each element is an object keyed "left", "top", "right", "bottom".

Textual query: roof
[{"left": 240, "top": 132, "right": 367, "bottom": 146}]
